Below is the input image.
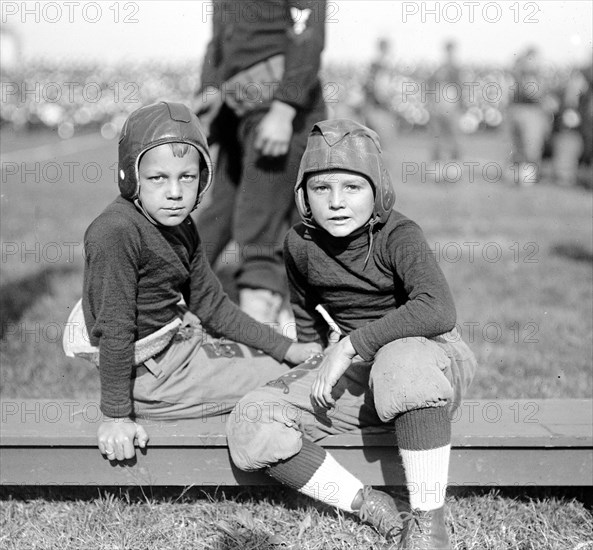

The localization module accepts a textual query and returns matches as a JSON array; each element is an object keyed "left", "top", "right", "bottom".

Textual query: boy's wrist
[
  {"left": 338, "top": 336, "right": 357, "bottom": 358},
  {"left": 101, "top": 415, "right": 135, "bottom": 423},
  {"left": 270, "top": 100, "right": 297, "bottom": 121}
]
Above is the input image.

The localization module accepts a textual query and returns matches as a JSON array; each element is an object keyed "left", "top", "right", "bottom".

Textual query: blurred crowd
[
  {"left": 1, "top": 59, "right": 202, "bottom": 139},
  {"left": 2, "top": 52, "right": 591, "bottom": 186},
  {"left": 332, "top": 60, "right": 590, "bottom": 130}
]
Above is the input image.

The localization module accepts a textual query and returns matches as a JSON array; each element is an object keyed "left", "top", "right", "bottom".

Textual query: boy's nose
[
  {"left": 328, "top": 190, "right": 345, "bottom": 209},
  {"left": 167, "top": 180, "right": 183, "bottom": 199}
]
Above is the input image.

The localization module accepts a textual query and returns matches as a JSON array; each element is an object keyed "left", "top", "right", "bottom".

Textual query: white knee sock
[
  {"left": 299, "top": 452, "right": 365, "bottom": 512},
  {"left": 395, "top": 407, "right": 452, "bottom": 511},
  {"left": 267, "top": 439, "right": 364, "bottom": 512},
  {"left": 399, "top": 444, "right": 451, "bottom": 511}
]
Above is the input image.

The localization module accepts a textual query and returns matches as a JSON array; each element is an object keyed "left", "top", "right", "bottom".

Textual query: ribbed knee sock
[
  {"left": 267, "top": 438, "right": 364, "bottom": 512},
  {"left": 395, "top": 406, "right": 451, "bottom": 511}
]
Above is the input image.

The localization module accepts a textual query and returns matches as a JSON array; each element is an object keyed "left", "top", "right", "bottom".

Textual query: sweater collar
[{"left": 310, "top": 222, "right": 381, "bottom": 269}]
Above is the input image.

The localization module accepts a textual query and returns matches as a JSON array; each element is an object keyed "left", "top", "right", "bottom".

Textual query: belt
[{"left": 133, "top": 323, "right": 199, "bottom": 378}]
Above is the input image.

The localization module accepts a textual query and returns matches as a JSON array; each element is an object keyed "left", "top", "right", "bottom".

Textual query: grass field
[{"left": 1, "top": 123, "right": 592, "bottom": 549}]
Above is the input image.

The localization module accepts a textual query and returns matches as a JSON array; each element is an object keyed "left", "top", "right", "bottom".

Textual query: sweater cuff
[
  {"left": 348, "top": 330, "right": 376, "bottom": 362},
  {"left": 100, "top": 400, "right": 133, "bottom": 419},
  {"left": 268, "top": 334, "right": 293, "bottom": 363}
]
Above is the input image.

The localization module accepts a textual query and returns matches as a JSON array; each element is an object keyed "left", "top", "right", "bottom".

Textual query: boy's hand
[
  {"left": 311, "top": 336, "right": 357, "bottom": 409},
  {"left": 97, "top": 416, "right": 149, "bottom": 461},
  {"left": 284, "top": 342, "right": 323, "bottom": 365},
  {"left": 254, "top": 100, "right": 296, "bottom": 157}
]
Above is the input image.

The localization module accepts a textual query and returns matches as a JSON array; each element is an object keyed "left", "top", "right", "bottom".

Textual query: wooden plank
[
  {"left": 1, "top": 399, "right": 591, "bottom": 447},
  {"left": 0, "top": 447, "right": 270, "bottom": 487},
  {"left": 1, "top": 445, "right": 591, "bottom": 486},
  {"left": 331, "top": 448, "right": 593, "bottom": 487},
  {"left": 1, "top": 399, "right": 592, "bottom": 486}
]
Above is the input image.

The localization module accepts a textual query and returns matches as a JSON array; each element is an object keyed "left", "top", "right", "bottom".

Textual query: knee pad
[
  {"left": 370, "top": 338, "right": 454, "bottom": 422},
  {"left": 226, "top": 393, "right": 304, "bottom": 471}
]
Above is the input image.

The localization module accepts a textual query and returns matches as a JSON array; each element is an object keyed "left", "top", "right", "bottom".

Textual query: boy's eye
[
  {"left": 311, "top": 185, "right": 328, "bottom": 193},
  {"left": 149, "top": 175, "right": 166, "bottom": 183},
  {"left": 180, "top": 174, "right": 197, "bottom": 182}
]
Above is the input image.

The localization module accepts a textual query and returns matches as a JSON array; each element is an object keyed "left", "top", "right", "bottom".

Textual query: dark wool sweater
[
  {"left": 83, "top": 197, "right": 292, "bottom": 417},
  {"left": 200, "top": 0, "right": 325, "bottom": 110},
  {"left": 284, "top": 210, "right": 457, "bottom": 361}
]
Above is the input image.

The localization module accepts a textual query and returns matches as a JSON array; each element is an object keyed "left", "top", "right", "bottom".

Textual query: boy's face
[
  {"left": 137, "top": 144, "right": 200, "bottom": 226},
  {"left": 306, "top": 171, "right": 374, "bottom": 237}
]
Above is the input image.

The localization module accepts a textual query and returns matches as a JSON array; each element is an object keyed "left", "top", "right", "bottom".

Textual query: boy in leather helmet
[
  {"left": 226, "top": 120, "right": 477, "bottom": 548},
  {"left": 81, "top": 102, "right": 320, "bottom": 462}
]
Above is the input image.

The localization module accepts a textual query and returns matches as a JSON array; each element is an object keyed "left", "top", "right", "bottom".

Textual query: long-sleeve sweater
[
  {"left": 200, "top": 0, "right": 325, "bottom": 110},
  {"left": 284, "top": 210, "right": 457, "bottom": 361},
  {"left": 83, "top": 196, "right": 293, "bottom": 417}
]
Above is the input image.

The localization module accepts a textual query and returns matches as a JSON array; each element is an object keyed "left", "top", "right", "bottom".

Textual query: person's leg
[
  {"left": 370, "top": 334, "right": 476, "bottom": 549},
  {"left": 447, "top": 109, "right": 461, "bottom": 160},
  {"left": 509, "top": 104, "right": 546, "bottom": 185},
  {"left": 234, "top": 101, "right": 326, "bottom": 323},
  {"left": 522, "top": 104, "right": 551, "bottom": 181},
  {"left": 371, "top": 338, "right": 453, "bottom": 512},
  {"left": 428, "top": 112, "right": 444, "bottom": 163},
  {"left": 508, "top": 105, "right": 525, "bottom": 164},
  {"left": 227, "top": 354, "right": 409, "bottom": 541},
  {"left": 195, "top": 107, "right": 241, "bottom": 266}
]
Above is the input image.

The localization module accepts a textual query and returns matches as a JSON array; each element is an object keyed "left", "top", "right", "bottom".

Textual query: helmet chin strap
[
  {"left": 305, "top": 211, "right": 378, "bottom": 269},
  {"left": 363, "top": 217, "right": 378, "bottom": 269},
  {"left": 133, "top": 198, "right": 159, "bottom": 226}
]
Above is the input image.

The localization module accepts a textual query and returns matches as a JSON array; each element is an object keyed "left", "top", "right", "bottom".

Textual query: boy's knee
[
  {"left": 370, "top": 338, "right": 453, "bottom": 422},
  {"left": 226, "top": 393, "right": 303, "bottom": 471}
]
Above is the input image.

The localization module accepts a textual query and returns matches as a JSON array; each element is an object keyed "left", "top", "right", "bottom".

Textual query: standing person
[
  {"left": 362, "top": 37, "right": 396, "bottom": 136},
  {"left": 226, "top": 120, "right": 477, "bottom": 548},
  {"left": 74, "top": 102, "right": 320, "bottom": 462},
  {"left": 507, "top": 45, "right": 551, "bottom": 185},
  {"left": 427, "top": 40, "right": 463, "bottom": 162},
  {"left": 194, "top": 0, "right": 327, "bottom": 326}
]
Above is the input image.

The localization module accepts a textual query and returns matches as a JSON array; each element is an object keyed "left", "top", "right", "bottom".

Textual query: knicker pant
[
  {"left": 196, "top": 99, "right": 327, "bottom": 296},
  {"left": 131, "top": 310, "right": 290, "bottom": 420}
]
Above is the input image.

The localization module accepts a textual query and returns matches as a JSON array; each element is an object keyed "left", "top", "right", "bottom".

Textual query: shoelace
[
  {"left": 410, "top": 511, "right": 434, "bottom": 543},
  {"left": 359, "top": 489, "right": 401, "bottom": 538}
]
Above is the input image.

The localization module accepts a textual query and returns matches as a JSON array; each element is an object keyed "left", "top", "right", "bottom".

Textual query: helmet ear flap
[
  {"left": 295, "top": 184, "right": 308, "bottom": 219},
  {"left": 192, "top": 148, "right": 214, "bottom": 211},
  {"left": 294, "top": 183, "right": 316, "bottom": 226},
  {"left": 377, "top": 166, "right": 395, "bottom": 222}
]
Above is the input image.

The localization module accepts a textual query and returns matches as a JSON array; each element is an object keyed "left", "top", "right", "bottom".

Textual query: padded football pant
[{"left": 226, "top": 330, "right": 476, "bottom": 471}]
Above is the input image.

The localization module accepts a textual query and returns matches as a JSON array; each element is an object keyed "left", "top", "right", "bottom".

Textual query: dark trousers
[{"left": 197, "top": 99, "right": 326, "bottom": 296}]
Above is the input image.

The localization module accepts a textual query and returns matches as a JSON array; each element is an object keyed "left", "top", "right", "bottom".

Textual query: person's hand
[
  {"left": 284, "top": 341, "right": 323, "bottom": 365},
  {"left": 311, "top": 336, "right": 357, "bottom": 409},
  {"left": 97, "top": 416, "right": 149, "bottom": 461},
  {"left": 254, "top": 100, "right": 296, "bottom": 157}
]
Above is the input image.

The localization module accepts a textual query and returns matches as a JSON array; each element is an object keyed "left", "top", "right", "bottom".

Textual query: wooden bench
[{"left": 1, "top": 399, "right": 591, "bottom": 487}]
